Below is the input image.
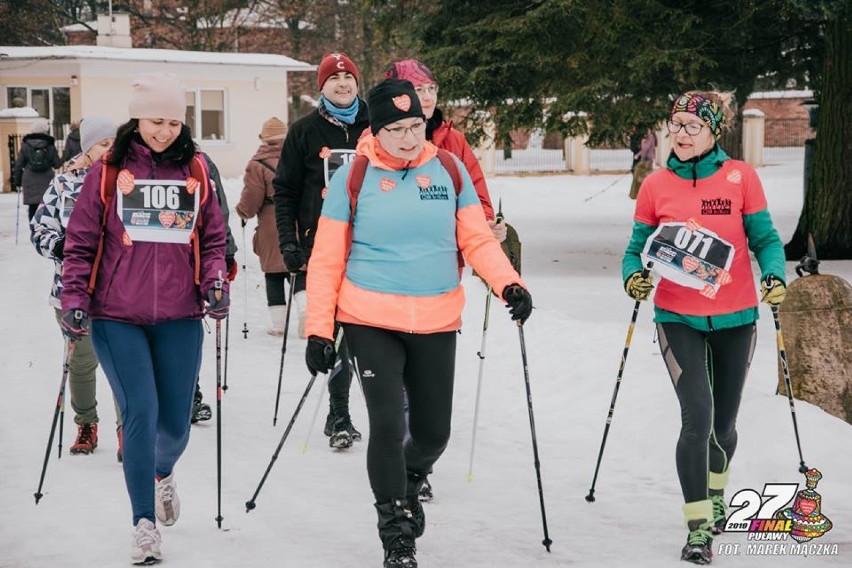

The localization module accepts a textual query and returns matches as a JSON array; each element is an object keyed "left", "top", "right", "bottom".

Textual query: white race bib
[
  {"left": 642, "top": 220, "right": 735, "bottom": 299},
  {"left": 117, "top": 179, "right": 200, "bottom": 244},
  {"left": 323, "top": 149, "right": 357, "bottom": 187}
]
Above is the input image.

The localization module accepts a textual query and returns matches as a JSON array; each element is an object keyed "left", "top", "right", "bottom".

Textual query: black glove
[
  {"left": 225, "top": 255, "right": 238, "bottom": 282},
  {"left": 205, "top": 289, "right": 230, "bottom": 320},
  {"left": 306, "top": 335, "right": 335, "bottom": 375},
  {"left": 281, "top": 243, "right": 306, "bottom": 273},
  {"left": 52, "top": 238, "right": 65, "bottom": 262},
  {"left": 60, "top": 309, "right": 90, "bottom": 341},
  {"left": 503, "top": 284, "right": 533, "bottom": 324}
]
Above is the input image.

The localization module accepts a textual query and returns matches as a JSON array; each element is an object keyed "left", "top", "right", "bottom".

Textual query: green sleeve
[
  {"left": 622, "top": 221, "right": 656, "bottom": 284},
  {"left": 743, "top": 208, "right": 785, "bottom": 283}
]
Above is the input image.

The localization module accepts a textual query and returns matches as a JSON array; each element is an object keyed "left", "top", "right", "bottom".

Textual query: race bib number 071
[
  {"left": 642, "top": 219, "right": 735, "bottom": 299},
  {"left": 117, "top": 179, "right": 199, "bottom": 244}
]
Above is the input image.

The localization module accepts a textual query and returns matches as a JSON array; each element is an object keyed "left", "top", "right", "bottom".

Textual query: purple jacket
[{"left": 62, "top": 142, "right": 228, "bottom": 325}]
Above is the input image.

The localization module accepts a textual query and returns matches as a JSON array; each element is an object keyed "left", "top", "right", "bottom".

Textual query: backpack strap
[
  {"left": 87, "top": 154, "right": 118, "bottom": 294},
  {"left": 435, "top": 148, "right": 463, "bottom": 196},
  {"left": 188, "top": 154, "right": 211, "bottom": 286},
  {"left": 254, "top": 159, "right": 276, "bottom": 174},
  {"left": 345, "top": 154, "right": 370, "bottom": 222}
]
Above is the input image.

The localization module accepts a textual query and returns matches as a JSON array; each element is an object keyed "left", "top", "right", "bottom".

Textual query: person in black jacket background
[
  {"left": 272, "top": 51, "right": 370, "bottom": 450},
  {"left": 12, "top": 119, "right": 62, "bottom": 224}
]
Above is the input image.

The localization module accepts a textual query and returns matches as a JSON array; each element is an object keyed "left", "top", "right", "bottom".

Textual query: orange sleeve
[
  {"left": 305, "top": 217, "right": 350, "bottom": 341},
  {"left": 456, "top": 204, "right": 525, "bottom": 299}
]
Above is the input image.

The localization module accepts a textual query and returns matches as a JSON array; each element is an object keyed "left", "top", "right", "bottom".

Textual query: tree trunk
[{"left": 785, "top": 4, "right": 852, "bottom": 260}]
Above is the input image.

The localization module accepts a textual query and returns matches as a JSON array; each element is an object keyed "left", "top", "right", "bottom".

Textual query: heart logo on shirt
[
  {"left": 186, "top": 177, "right": 199, "bottom": 195},
  {"left": 392, "top": 95, "right": 411, "bottom": 112},
  {"left": 117, "top": 169, "right": 135, "bottom": 195},
  {"left": 321, "top": 186, "right": 328, "bottom": 199},
  {"left": 415, "top": 175, "right": 431, "bottom": 189},
  {"left": 380, "top": 178, "right": 396, "bottom": 192},
  {"left": 159, "top": 211, "right": 176, "bottom": 228},
  {"left": 122, "top": 231, "right": 133, "bottom": 246},
  {"left": 726, "top": 169, "right": 743, "bottom": 184},
  {"left": 699, "top": 284, "right": 717, "bottom": 299},
  {"left": 319, "top": 146, "right": 332, "bottom": 159},
  {"left": 716, "top": 269, "right": 733, "bottom": 286},
  {"left": 686, "top": 218, "right": 703, "bottom": 232},
  {"left": 682, "top": 256, "right": 699, "bottom": 273}
]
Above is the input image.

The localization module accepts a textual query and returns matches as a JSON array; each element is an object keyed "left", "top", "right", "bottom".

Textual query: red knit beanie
[{"left": 317, "top": 52, "right": 360, "bottom": 90}]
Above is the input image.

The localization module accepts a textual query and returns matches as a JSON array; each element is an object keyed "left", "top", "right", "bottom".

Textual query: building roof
[{"left": 0, "top": 45, "right": 314, "bottom": 70}]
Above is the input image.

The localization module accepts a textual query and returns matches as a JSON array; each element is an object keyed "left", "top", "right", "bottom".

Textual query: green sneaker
[
  {"left": 681, "top": 520, "right": 714, "bottom": 565},
  {"left": 710, "top": 494, "right": 727, "bottom": 535}
]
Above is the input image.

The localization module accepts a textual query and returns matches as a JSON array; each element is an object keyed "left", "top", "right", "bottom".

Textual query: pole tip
[
  {"left": 585, "top": 492, "right": 596, "bottom": 503},
  {"left": 799, "top": 463, "right": 809, "bottom": 474},
  {"left": 543, "top": 538, "right": 553, "bottom": 552},
  {"left": 245, "top": 501, "right": 256, "bottom": 512},
  {"left": 34, "top": 492, "right": 43, "bottom": 505}
]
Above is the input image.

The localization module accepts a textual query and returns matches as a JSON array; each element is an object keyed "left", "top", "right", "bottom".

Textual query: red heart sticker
[
  {"left": 415, "top": 175, "right": 431, "bottom": 189},
  {"left": 699, "top": 285, "right": 717, "bottom": 299},
  {"left": 159, "top": 211, "right": 176, "bottom": 229},
  {"left": 122, "top": 231, "right": 133, "bottom": 246},
  {"left": 392, "top": 95, "right": 411, "bottom": 112},
  {"left": 186, "top": 177, "right": 199, "bottom": 195},
  {"left": 380, "top": 178, "right": 396, "bottom": 192},
  {"left": 798, "top": 498, "right": 816, "bottom": 516},
  {"left": 682, "top": 256, "right": 699, "bottom": 273},
  {"left": 726, "top": 169, "right": 743, "bottom": 184},
  {"left": 686, "top": 218, "right": 703, "bottom": 232},
  {"left": 117, "top": 169, "right": 135, "bottom": 195},
  {"left": 716, "top": 269, "right": 733, "bottom": 286},
  {"left": 319, "top": 146, "right": 332, "bottom": 159},
  {"left": 321, "top": 187, "right": 328, "bottom": 199}
]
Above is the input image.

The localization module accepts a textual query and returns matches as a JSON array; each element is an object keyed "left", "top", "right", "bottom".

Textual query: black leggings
[
  {"left": 657, "top": 322, "right": 756, "bottom": 503},
  {"left": 264, "top": 272, "right": 288, "bottom": 306},
  {"left": 342, "top": 324, "right": 456, "bottom": 502}
]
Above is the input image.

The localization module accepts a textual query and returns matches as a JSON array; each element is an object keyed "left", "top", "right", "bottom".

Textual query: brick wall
[{"left": 743, "top": 96, "right": 815, "bottom": 147}]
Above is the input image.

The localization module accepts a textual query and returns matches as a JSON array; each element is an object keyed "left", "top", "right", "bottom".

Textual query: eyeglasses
[
  {"left": 667, "top": 120, "right": 705, "bottom": 136},
  {"left": 383, "top": 121, "right": 427, "bottom": 140},
  {"left": 414, "top": 84, "right": 439, "bottom": 96}
]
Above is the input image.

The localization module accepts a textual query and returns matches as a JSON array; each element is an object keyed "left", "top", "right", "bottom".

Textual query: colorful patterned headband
[{"left": 671, "top": 93, "right": 725, "bottom": 138}]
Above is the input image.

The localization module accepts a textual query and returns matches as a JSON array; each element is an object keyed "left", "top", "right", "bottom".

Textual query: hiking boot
[
  {"left": 329, "top": 416, "right": 354, "bottom": 449},
  {"left": 406, "top": 471, "right": 429, "bottom": 538},
  {"left": 681, "top": 520, "right": 714, "bottom": 565},
  {"left": 710, "top": 494, "right": 727, "bottom": 535},
  {"left": 418, "top": 478, "right": 433, "bottom": 503},
  {"left": 190, "top": 385, "right": 211, "bottom": 424},
  {"left": 376, "top": 499, "right": 418, "bottom": 568},
  {"left": 117, "top": 426, "right": 124, "bottom": 463},
  {"left": 155, "top": 473, "right": 180, "bottom": 526},
  {"left": 323, "top": 410, "right": 336, "bottom": 437},
  {"left": 130, "top": 518, "right": 162, "bottom": 565},
  {"left": 385, "top": 545, "right": 417, "bottom": 567},
  {"left": 70, "top": 423, "right": 98, "bottom": 455}
]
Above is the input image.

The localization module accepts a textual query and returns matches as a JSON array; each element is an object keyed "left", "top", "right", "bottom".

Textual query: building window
[
  {"left": 185, "top": 89, "right": 226, "bottom": 141},
  {"left": 4, "top": 86, "right": 71, "bottom": 138}
]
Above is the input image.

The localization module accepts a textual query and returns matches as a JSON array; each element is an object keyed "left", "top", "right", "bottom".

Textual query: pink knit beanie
[{"left": 128, "top": 73, "right": 186, "bottom": 122}]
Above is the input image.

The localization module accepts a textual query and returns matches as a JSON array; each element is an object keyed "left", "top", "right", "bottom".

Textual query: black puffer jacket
[
  {"left": 61, "top": 129, "right": 82, "bottom": 163},
  {"left": 272, "top": 101, "right": 369, "bottom": 261},
  {"left": 12, "top": 133, "right": 62, "bottom": 205}
]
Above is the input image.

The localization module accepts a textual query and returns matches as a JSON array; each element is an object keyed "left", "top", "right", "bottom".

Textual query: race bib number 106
[
  {"left": 642, "top": 219, "right": 735, "bottom": 299},
  {"left": 117, "top": 179, "right": 199, "bottom": 244}
]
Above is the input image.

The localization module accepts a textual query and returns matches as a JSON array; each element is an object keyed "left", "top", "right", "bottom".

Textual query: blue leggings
[{"left": 92, "top": 319, "right": 203, "bottom": 525}]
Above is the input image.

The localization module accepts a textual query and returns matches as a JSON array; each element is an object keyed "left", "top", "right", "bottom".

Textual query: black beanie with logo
[{"left": 367, "top": 78, "right": 425, "bottom": 135}]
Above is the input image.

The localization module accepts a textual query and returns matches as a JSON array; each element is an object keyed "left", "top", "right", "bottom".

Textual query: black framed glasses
[
  {"left": 383, "top": 121, "right": 427, "bottom": 140},
  {"left": 667, "top": 120, "right": 704, "bottom": 135}
]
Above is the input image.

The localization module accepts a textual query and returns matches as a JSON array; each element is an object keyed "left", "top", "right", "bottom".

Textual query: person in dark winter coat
[
  {"left": 622, "top": 91, "right": 786, "bottom": 565},
  {"left": 60, "top": 73, "right": 229, "bottom": 566},
  {"left": 12, "top": 119, "right": 62, "bottom": 222},
  {"left": 305, "top": 78, "right": 533, "bottom": 568},
  {"left": 61, "top": 121, "right": 82, "bottom": 163},
  {"left": 273, "top": 51, "right": 369, "bottom": 450},
  {"left": 236, "top": 117, "right": 289, "bottom": 335}
]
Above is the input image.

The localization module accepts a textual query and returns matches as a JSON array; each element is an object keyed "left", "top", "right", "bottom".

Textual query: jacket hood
[
  {"left": 355, "top": 133, "right": 437, "bottom": 171},
  {"left": 23, "top": 133, "right": 55, "bottom": 146},
  {"left": 251, "top": 139, "right": 284, "bottom": 162}
]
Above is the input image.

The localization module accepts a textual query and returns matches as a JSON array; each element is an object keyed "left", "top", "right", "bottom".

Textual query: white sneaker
[
  {"left": 130, "top": 518, "right": 162, "bottom": 565},
  {"left": 154, "top": 473, "right": 180, "bottom": 526}
]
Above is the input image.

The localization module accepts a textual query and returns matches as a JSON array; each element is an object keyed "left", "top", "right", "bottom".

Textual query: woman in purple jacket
[{"left": 60, "top": 73, "right": 229, "bottom": 565}]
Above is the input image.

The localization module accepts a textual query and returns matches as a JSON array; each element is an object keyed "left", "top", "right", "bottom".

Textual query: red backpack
[
  {"left": 345, "top": 148, "right": 465, "bottom": 268},
  {"left": 87, "top": 153, "right": 210, "bottom": 294}
]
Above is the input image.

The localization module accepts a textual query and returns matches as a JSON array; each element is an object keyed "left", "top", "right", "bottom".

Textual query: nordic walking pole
[
  {"left": 15, "top": 186, "right": 22, "bottom": 245},
  {"left": 213, "top": 271, "right": 225, "bottom": 528},
  {"left": 240, "top": 219, "right": 249, "bottom": 339},
  {"left": 772, "top": 305, "right": 809, "bottom": 474},
  {"left": 34, "top": 340, "right": 76, "bottom": 504},
  {"left": 223, "top": 314, "right": 230, "bottom": 391},
  {"left": 301, "top": 372, "right": 327, "bottom": 453},
  {"left": 272, "top": 273, "right": 298, "bottom": 425},
  {"left": 586, "top": 261, "right": 653, "bottom": 503},
  {"left": 466, "top": 286, "right": 492, "bottom": 482},
  {"left": 517, "top": 322, "right": 552, "bottom": 552},
  {"left": 58, "top": 385, "right": 65, "bottom": 459},
  {"left": 247, "top": 371, "right": 321, "bottom": 512}
]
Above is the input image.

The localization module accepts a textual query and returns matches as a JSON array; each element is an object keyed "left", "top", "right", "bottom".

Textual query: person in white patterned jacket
[{"left": 30, "top": 116, "right": 122, "bottom": 459}]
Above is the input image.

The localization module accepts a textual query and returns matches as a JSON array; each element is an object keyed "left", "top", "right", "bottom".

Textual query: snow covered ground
[{"left": 1, "top": 157, "right": 850, "bottom": 568}]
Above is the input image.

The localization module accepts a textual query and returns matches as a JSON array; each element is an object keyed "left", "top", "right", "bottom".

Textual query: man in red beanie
[{"left": 272, "top": 51, "right": 369, "bottom": 450}]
